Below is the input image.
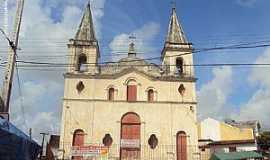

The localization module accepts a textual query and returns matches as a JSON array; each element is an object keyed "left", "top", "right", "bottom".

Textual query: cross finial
[
  {"left": 129, "top": 34, "right": 137, "bottom": 43},
  {"left": 171, "top": 0, "right": 176, "bottom": 9}
]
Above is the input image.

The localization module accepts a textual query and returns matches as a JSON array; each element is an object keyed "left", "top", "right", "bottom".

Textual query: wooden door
[
  {"left": 121, "top": 113, "right": 140, "bottom": 159},
  {"left": 127, "top": 85, "right": 137, "bottom": 101},
  {"left": 72, "top": 130, "right": 84, "bottom": 160},
  {"left": 177, "top": 131, "right": 187, "bottom": 160}
]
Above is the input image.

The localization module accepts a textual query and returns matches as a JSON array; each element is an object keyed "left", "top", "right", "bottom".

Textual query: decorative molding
[
  {"left": 64, "top": 68, "right": 197, "bottom": 82},
  {"left": 62, "top": 98, "right": 197, "bottom": 105}
]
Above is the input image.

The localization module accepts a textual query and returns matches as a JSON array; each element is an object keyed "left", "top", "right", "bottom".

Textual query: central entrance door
[
  {"left": 176, "top": 131, "right": 187, "bottom": 160},
  {"left": 120, "top": 113, "right": 141, "bottom": 160}
]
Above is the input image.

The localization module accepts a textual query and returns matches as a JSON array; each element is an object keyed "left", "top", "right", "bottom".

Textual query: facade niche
[
  {"left": 77, "top": 54, "right": 87, "bottom": 72},
  {"left": 108, "top": 88, "right": 115, "bottom": 101},
  {"left": 147, "top": 89, "right": 154, "bottom": 102}
]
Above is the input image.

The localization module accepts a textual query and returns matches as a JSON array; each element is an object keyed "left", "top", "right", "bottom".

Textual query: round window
[
  {"left": 102, "top": 134, "right": 113, "bottom": 147},
  {"left": 148, "top": 134, "right": 158, "bottom": 149}
]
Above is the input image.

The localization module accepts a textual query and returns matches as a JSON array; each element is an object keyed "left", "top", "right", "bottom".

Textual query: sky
[{"left": 1, "top": 0, "right": 270, "bottom": 143}]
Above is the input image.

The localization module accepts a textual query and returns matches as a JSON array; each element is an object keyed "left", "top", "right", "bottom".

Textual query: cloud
[
  {"left": 236, "top": 0, "right": 258, "bottom": 7},
  {"left": 249, "top": 48, "right": 270, "bottom": 88},
  {"left": 0, "top": 0, "right": 107, "bottom": 143},
  {"left": 198, "top": 48, "right": 270, "bottom": 129},
  {"left": 233, "top": 89, "right": 270, "bottom": 129},
  {"left": 197, "top": 66, "right": 234, "bottom": 120},
  {"left": 10, "top": 81, "right": 62, "bottom": 142},
  {"left": 109, "top": 22, "right": 160, "bottom": 61},
  {"left": 232, "top": 48, "right": 270, "bottom": 129}
]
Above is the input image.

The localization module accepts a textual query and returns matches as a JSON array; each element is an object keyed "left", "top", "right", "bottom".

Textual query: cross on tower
[
  {"left": 88, "top": 0, "right": 104, "bottom": 10},
  {"left": 129, "top": 34, "right": 137, "bottom": 43},
  {"left": 171, "top": 0, "right": 177, "bottom": 9}
]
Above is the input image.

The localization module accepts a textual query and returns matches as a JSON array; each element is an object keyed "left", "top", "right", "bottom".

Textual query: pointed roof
[
  {"left": 75, "top": 3, "right": 96, "bottom": 41},
  {"left": 166, "top": 7, "right": 188, "bottom": 44}
]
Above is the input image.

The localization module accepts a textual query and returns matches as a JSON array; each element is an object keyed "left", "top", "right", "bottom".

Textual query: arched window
[
  {"left": 72, "top": 129, "right": 85, "bottom": 160},
  {"left": 147, "top": 89, "right": 154, "bottom": 102},
  {"left": 127, "top": 80, "right": 137, "bottom": 102},
  {"left": 108, "top": 88, "right": 115, "bottom": 101},
  {"left": 176, "top": 58, "right": 184, "bottom": 74},
  {"left": 176, "top": 131, "right": 187, "bottom": 160},
  {"left": 77, "top": 54, "right": 87, "bottom": 72}
]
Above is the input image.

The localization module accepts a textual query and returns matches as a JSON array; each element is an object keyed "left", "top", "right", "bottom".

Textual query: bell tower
[
  {"left": 161, "top": 6, "right": 194, "bottom": 77},
  {"left": 67, "top": 2, "right": 100, "bottom": 74}
]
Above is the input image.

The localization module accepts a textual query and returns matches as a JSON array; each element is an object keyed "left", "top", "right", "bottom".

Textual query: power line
[
  {"left": 12, "top": 42, "right": 270, "bottom": 66},
  {"left": 15, "top": 62, "right": 28, "bottom": 129}
]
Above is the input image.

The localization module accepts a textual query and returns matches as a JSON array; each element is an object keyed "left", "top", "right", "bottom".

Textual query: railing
[{"left": 58, "top": 144, "right": 209, "bottom": 160}]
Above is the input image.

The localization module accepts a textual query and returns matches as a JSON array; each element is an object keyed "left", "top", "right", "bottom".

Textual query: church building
[{"left": 59, "top": 2, "right": 199, "bottom": 160}]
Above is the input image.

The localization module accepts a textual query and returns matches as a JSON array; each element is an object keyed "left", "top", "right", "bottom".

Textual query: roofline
[
  {"left": 208, "top": 139, "right": 255, "bottom": 146},
  {"left": 64, "top": 68, "right": 197, "bottom": 82}
]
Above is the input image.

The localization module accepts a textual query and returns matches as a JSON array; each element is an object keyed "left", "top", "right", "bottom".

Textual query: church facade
[{"left": 59, "top": 3, "right": 199, "bottom": 160}]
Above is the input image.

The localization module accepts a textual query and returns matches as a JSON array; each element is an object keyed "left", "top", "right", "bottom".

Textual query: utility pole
[
  {"left": 39, "top": 132, "right": 49, "bottom": 159},
  {"left": 29, "top": 128, "right": 32, "bottom": 140},
  {"left": 0, "top": 0, "right": 25, "bottom": 119}
]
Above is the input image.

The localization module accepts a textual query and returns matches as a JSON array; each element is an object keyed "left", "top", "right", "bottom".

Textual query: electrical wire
[{"left": 15, "top": 62, "right": 28, "bottom": 129}]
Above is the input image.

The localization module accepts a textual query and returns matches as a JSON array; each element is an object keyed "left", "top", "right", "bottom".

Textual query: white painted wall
[
  {"left": 210, "top": 143, "right": 257, "bottom": 154},
  {"left": 200, "top": 118, "right": 221, "bottom": 141}
]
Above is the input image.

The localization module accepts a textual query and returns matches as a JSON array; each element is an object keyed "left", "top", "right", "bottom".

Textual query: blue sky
[{"left": 1, "top": 0, "right": 270, "bottom": 142}]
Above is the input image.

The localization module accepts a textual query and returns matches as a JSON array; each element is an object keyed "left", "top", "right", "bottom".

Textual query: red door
[
  {"left": 127, "top": 85, "right": 137, "bottom": 101},
  {"left": 177, "top": 131, "right": 187, "bottom": 160},
  {"left": 121, "top": 113, "right": 140, "bottom": 159},
  {"left": 72, "top": 130, "right": 85, "bottom": 160}
]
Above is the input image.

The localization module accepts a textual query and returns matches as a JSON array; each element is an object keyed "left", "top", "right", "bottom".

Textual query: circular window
[
  {"left": 76, "top": 81, "right": 85, "bottom": 92},
  {"left": 102, "top": 134, "right": 113, "bottom": 147},
  {"left": 178, "top": 84, "right": 186, "bottom": 96},
  {"left": 148, "top": 134, "right": 158, "bottom": 149}
]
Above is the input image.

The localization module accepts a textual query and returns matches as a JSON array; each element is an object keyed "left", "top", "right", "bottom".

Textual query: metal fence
[{"left": 58, "top": 144, "right": 209, "bottom": 160}]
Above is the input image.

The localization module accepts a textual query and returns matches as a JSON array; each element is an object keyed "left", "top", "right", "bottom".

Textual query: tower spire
[
  {"left": 166, "top": 5, "right": 188, "bottom": 44},
  {"left": 75, "top": 2, "right": 96, "bottom": 41}
]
